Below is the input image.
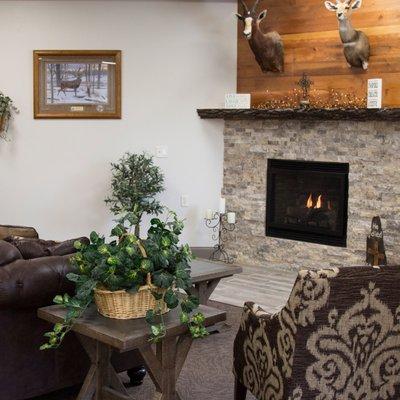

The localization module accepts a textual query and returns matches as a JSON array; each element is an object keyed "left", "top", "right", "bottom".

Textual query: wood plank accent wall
[{"left": 237, "top": 0, "right": 400, "bottom": 107}]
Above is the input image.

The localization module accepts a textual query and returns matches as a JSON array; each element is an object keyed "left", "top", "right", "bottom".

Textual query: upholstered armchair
[{"left": 233, "top": 266, "right": 400, "bottom": 400}]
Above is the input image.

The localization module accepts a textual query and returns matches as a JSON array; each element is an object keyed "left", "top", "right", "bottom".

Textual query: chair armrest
[
  {"left": 233, "top": 302, "right": 288, "bottom": 399},
  {"left": 0, "top": 255, "right": 75, "bottom": 310}
]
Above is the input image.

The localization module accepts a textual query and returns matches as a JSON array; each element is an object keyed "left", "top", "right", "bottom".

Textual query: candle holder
[{"left": 205, "top": 212, "right": 236, "bottom": 264}]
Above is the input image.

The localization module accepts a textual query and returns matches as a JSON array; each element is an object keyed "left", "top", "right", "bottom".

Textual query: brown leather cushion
[
  {"left": 0, "top": 241, "right": 23, "bottom": 267},
  {"left": 4, "top": 238, "right": 56, "bottom": 259},
  {"left": 4, "top": 237, "right": 88, "bottom": 260},
  {"left": 48, "top": 237, "right": 89, "bottom": 256}
]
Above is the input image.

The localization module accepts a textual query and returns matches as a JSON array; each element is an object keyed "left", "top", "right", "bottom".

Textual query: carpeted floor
[{"left": 32, "top": 301, "right": 256, "bottom": 400}]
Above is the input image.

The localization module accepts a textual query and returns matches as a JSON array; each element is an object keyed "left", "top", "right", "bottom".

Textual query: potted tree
[
  {"left": 0, "top": 91, "right": 18, "bottom": 140},
  {"left": 105, "top": 152, "right": 165, "bottom": 237},
  {"left": 41, "top": 153, "right": 207, "bottom": 349}
]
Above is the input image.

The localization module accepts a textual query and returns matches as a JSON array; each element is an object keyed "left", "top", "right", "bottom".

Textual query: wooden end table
[
  {"left": 190, "top": 259, "right": 242, "bottom": 304},
  {"left": 38, "top": 304, "right": 226, "bottom": 400}
]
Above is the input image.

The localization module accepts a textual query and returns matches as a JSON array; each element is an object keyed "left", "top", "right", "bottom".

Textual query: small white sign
[
  {"left": 225, "top": 94, "right": 251, "bottom": 109},
  {"left": 70, "top": 106, "right": 84, "bottom": 112},
  {"left": 367, "top": 79, "right": 383, "bottom": 109}
]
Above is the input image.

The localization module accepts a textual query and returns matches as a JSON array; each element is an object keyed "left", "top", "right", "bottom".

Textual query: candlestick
[
  {"left": 227, "top": 212, "right": 236, "bottom": 224},
  {"left": 205, "top": 209, "right": 213, "bottom": 220},
  {"left": 204, "top": 210, "right": 236, "bottom": 264}
]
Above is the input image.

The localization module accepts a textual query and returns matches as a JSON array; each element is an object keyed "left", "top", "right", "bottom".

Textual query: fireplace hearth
[{"left": 266, "top": 159, "right": 349, "bottom": 247}]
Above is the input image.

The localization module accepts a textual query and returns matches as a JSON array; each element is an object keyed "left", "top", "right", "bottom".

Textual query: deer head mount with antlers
[
  {"left": 325, "top": 0, "right": 370, "bottom": 70},
  {"left": 236, "top": 0, "right": 284, "bottom": 73}
]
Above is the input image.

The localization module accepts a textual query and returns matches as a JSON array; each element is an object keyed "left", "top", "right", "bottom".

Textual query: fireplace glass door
[{"left": 266, "top": 159, "right": 349, "bottom": 247}]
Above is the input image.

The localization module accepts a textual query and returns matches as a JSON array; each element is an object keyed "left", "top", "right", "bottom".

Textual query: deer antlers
[
  {"left": 252, "top": 0, "right": 261, "bottom": 12},
  {"left": 239, "top": 0, "right": 249, "bottom": 13},
  {"left": 239, "top": 0, "right": 261, "bottom": 14}
]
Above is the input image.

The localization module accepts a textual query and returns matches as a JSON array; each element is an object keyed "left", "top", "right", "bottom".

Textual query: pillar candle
[
  {"left": 219, "top": 198, "right": 226, "bottom": 214},
  {"left": 227, "top": 212, "right": 236, "bottom": 224}
]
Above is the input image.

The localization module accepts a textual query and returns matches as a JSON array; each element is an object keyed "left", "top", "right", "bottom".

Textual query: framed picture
[{"left": 33, "top": 50, "right": 121, "bottom": 119}]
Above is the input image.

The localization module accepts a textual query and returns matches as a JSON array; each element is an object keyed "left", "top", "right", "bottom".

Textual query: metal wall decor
[{"left": 296, "top": 72, "right": 314, "bottom": 107}]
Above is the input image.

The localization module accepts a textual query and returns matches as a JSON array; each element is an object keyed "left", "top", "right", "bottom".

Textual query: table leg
[
  {"left": 77, "top": 334, "right": 133, "bottom": 400},
  {"left": 139, "top": 334, "right": 193, "bottom": 400},
  {"left": 190, "top": 279, "right": 221, "bottom": 304}
]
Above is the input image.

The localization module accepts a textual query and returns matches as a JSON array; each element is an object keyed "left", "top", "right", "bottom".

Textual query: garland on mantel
[{"left": 255, "top": 89, "right": 367, "bottom": 110}]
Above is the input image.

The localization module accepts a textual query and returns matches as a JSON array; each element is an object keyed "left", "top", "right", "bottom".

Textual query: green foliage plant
[
  {"left": 104, "top": 152, "right": 165, "bottom": 236},
  {"left": 0, "top": 91, "right": 18, "bottom": 140},
  {"left": 41, "top": 211, "right": 208, "bottom": 350}
]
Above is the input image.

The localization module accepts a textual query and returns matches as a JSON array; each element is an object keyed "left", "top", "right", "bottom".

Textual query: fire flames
[{"left": 306, "top": 194, "right": 331, "bottom": 210}]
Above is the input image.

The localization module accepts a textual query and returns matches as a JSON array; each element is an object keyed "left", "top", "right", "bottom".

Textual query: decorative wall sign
[
  {"left": 225, "top": 94, "right": 251, "bottom": 109},
  {"left": 367, "top": 79, "right": 383, "bottom": 109},
  {"left": 33, "top": 50, "right": 121, "bottom": 119},
  {"left": 366, "top": 216, "right": 387, "bottom": 267}
]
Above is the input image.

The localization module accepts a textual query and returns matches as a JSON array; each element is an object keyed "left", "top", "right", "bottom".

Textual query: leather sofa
[{"left": 0, "top": 225, "right": 143, "bottom": 400}]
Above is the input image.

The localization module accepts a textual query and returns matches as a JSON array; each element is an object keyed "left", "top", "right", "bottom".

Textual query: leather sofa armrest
[
  {"left": 0, "top": 255, "right": 75, "bottom": 310},
  {"left": 0, "top": 224, "right": 39, "bottom": 240}
]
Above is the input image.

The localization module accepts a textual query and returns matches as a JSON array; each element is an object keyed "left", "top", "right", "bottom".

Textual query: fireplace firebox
[{"left": 266, "top": 159, "right": 349, "bottom": 247}]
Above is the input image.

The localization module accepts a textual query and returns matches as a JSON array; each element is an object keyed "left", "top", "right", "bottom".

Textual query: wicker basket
[{"left": 94, "top": 274, "right": 168, "bottom": 320}]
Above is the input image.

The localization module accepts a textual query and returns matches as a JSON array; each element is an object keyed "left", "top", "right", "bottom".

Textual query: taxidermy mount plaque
[{"left": 236, "top": 0, "right": 284, "bottom": 73}]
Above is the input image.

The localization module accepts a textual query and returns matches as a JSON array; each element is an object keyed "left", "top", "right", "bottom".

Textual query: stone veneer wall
[{"left": 223, "top": 119, "right": 400, "bottom": 269}]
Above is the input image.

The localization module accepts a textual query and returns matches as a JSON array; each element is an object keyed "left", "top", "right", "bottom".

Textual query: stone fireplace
[
  {"left": 222, "top": 119, "right": 400, "bottom": 269},
  {"left": 266, "top": 159, "right": 349, "bottom": 247}
]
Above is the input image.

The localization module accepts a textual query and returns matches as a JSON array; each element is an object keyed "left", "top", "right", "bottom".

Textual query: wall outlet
[
  {"left": 156, "top": 145, "right": 168, "bottom": 158},
  {"left": 180, "top": 195, "right": 189, "bottom": 207}
]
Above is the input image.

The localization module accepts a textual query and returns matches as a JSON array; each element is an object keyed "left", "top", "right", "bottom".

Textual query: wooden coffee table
[
  {"left": 190, "top": 259, "right": 242, "bottom": 304},
  {"left": 38, "top": 304, "right": 226, "bottom": 400}
]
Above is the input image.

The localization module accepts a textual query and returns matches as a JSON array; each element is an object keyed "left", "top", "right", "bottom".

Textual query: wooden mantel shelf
[{"left": 197, "top": 108, "right": 400, "bottom": 122}]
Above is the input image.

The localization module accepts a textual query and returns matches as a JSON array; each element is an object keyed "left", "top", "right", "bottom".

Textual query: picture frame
[{"left": 33, "top": 50, "right": 121, "bottom": 119}]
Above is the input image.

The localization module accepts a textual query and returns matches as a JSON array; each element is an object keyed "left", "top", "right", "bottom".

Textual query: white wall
[{"left": 0, "top": 0, "right": 236, "bottom": 244}]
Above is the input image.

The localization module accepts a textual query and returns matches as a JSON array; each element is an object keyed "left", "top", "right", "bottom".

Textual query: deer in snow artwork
[
  {"left": 325, "top": 0, "right": 370, "bottom": 70},
  {"left": 58, "top": 68, "right": 83, "bottom": 97},
  {"left": 236, "top": 0, "right": 284, "bottom": 73}
]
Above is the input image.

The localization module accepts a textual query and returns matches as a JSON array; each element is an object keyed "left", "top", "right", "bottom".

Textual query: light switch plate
[
  {"left": 156, "top": 145, "right": 168, "bottom": 158},
  {"left": 180, "top": 195, "right": 189, "bottom": 207}
]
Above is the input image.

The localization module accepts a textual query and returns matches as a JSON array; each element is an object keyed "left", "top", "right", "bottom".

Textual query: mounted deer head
[
  {"left": 236, "top": 0, "right": 284, "bottom": 73},
  {"left": 325, "top": 0, "right": 362, "bottom": 21},
  {"left": 236, "top": 0, "right": 265, "bottom": 40},
  {"left": 324, "top": 0, "right": 370, "bottom": 70}
]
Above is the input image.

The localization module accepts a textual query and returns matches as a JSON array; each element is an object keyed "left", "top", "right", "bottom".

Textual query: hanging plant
[{"left": 0, "top": 91, "right": 18, "bottom": 140}]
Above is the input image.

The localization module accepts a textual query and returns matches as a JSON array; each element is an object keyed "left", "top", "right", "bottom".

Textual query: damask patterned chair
[{"left": 233, "top": 265, "right": 400, "bottom": 400}]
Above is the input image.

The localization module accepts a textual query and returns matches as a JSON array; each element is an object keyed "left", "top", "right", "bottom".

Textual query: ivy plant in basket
[{"left": 40, "top": 211, "right": 208, "bottom": 350}]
